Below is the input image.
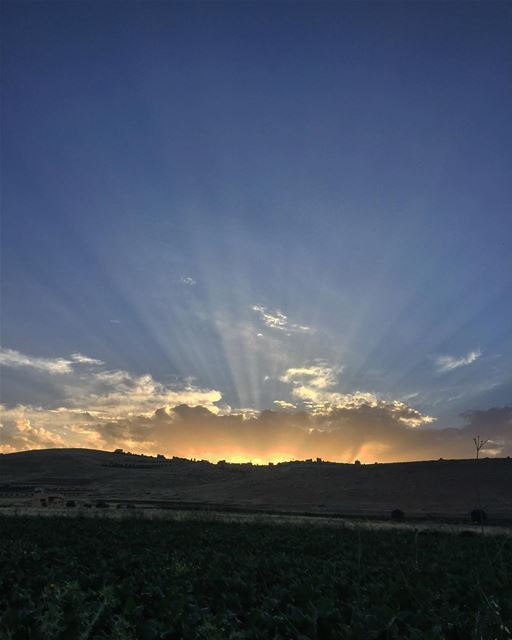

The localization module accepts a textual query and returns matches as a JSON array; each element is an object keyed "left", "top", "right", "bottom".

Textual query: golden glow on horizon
[
  {"left": 2, "top": 348, "right": 509, "bottom": 463},
  {"left": 201, "top": 452, "right": 300, "bottom": 465}
]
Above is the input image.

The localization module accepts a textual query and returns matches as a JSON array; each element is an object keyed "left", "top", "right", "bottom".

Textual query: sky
[{"left": 1, "top": 1, "right": 511, "bottom": 462}]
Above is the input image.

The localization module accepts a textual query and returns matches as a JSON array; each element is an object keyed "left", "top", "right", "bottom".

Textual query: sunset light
[
  {"left": 1, "top": 3, "right": 511, "bottom": 637},
  {"left": 1, "top": 1, "right": 510, "bottom": 467}
]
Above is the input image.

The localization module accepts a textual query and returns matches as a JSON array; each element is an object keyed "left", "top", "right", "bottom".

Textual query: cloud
[
  {"left": 1, "top": 348, "right": 223, "bottom": 419},
  {"left": 0, "top": 348, "right": 105, "bottom": 374},
  {"left": 252, "top": 305, "right": 287, "bottom": 330},
  {"left": 280, "top": 363, "right": 339, "bottom": 390},
  {"left": 0, "top": 349, "right": 435, "bottom": 459},
  {"left": 0, "top": 348, "right": 224, "bottom": 453},
  {"left": 56, "top": 368, "right": 223, "bottom": 421},
  {"left": 14, "top": 402, "right": 506, "bottom": 464},
  {"left": 435, "top": 349, "right": 482, "bottom": 373},
  {"left": 0, "top": 405, "right": 65, "bottom": 454},
  {"left": 1, "top": 348, "right": 508, "bottom": 464},
  {"left": 0, "top": 366, "right": 223, "bottom": 453},
  {"left": 70, "top": 353, "right": 104, "bottom": 365},
  {"left": 273, "top": 400, "right": 297, "bottom": 410},
  {"left": 251, "top": 305, "right": 311, "bottom": 334},
  {"left": 279, "top": 362, "right": 434, "bottom": 426},
  {"left": 180, "top": 276, "right": 196, "bottom": 286},
  {"left": 0, "top": 348, "right": 73, "bottom": 374}
]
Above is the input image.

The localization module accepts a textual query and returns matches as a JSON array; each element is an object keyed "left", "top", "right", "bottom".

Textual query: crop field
[{"left": 0, "top": 515, "right": 511, "bottom": 640}]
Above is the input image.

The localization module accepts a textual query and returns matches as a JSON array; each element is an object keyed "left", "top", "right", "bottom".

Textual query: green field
[{"left": 0, "top": 516, "right": 511, "bottom": 640}]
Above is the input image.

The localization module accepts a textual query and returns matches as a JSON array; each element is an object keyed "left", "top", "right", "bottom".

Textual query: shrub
[
  {"left": 470, "top": 508, "right": 487, "bottom": 525},
  {"left": 66, "top": 500, "right": 76, "bottom": 508},
  {"left": 390, "top": 509, "right": 405, "bottom": 522},
  {"left": 96, "top": 501, "right": 109, "bottom": 509}
]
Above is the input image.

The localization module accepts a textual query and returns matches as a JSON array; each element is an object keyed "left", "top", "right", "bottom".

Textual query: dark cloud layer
[{"left": 90, "top": 403, "right": 512, "bottom": 463}]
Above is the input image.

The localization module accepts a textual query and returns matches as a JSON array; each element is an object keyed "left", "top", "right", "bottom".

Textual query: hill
[{"left": 1, "top": 448, "right": 511, "bottom": 521}]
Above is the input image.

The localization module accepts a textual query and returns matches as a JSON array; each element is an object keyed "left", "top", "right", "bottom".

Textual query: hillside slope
[{"left": 1, "top": 448, "right": 511, "bottom": 520}]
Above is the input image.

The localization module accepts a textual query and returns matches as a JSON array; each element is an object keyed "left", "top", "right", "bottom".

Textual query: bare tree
[
  {"left": 473, "top": 435, "right": 488, "bottom": 460},
  {"left": 473, "top": 435, "right": 488, "bottom": 534}
]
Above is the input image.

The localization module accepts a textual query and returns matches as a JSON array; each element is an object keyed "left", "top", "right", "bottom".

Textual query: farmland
[{"left": 1, "top": 514, "right": 511, "bottom": 639}]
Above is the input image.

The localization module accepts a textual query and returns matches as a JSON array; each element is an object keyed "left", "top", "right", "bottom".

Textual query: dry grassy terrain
[{"left": 1, "top": 448, "right": 511, "bottom": 522}]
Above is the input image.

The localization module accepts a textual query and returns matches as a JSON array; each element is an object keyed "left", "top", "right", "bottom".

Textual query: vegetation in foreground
[{"left": 0, "top": 516, "right": 511, "bottom": 640}]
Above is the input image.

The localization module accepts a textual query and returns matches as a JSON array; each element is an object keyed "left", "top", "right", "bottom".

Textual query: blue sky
[{"left": 1, "top": 1, "right": 511, "bottom": 459}]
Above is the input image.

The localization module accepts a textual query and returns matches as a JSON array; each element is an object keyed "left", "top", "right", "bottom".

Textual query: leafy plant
[{"left": 0, "top": 516, "right": 510, "bottom": 639}]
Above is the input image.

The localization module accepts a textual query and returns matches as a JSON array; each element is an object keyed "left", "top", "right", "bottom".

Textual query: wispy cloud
[
  {"left": 0, "top": 348, "right": 105, "bottom": 374},
  {"left": 180, "top": 276, "right": 196, "bottom": 286},
  {"left": 70, "top": 353, "right": 104, "bottom": 365},
  {"left": 251, "top": 305, "right": 311, "bottom": 334},
  {"left": 273, "top": 400, "right": 297, "bottom": 410},
  {"left": 0, "top": 348, "right": 74, "bottom": 374},
  {"left": 435, "top": 349, "right": 482, "bottom": 373}
]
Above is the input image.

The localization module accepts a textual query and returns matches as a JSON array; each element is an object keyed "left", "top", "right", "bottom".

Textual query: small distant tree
[
  {"left": 354, "top": 459, "right": 361, "bottom": 466},
  {"left": 472, "top": 435, "right": 488, "bottom": 534},
  {"left": 473, "top": 435, "right": 488, "bottom": 460}
]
